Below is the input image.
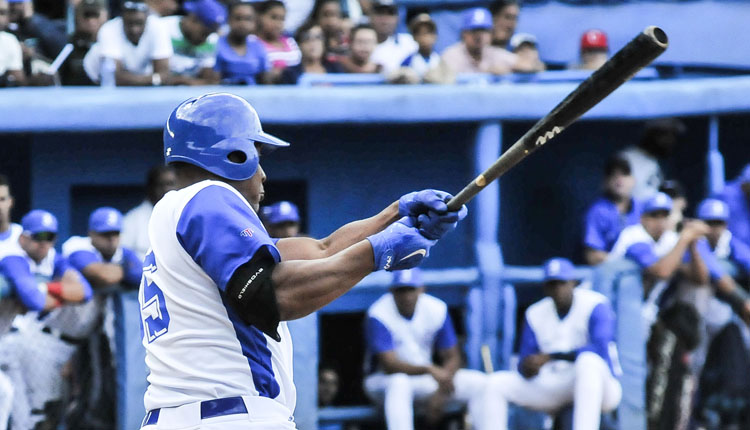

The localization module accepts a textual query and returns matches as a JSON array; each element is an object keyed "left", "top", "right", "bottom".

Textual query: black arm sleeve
[{"left": 225, "top": 246, "right": 282, "bottom": 342}]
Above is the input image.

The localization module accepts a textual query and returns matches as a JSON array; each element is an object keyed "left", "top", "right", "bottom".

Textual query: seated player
[
  {"left": 364, "top": 268, "right": 491, "bottom": 430},
  {"left": 698, "top": 198, "right": 750, "bottom": 279},
  {"left": 260, "top": 201, "right": 302, "bottom": 238},
  {"left": 484, "top": 258, "right": 622, "bottom": 430}
]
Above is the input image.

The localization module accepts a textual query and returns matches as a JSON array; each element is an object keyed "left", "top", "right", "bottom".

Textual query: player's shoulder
[
  {"left": 0, "top": 241, "right": 24, "bottom": 263},
  {"left": 526, "top": 296, "right": 555, "bottom": 321},
  {"left": 61, "top": 236, "right": 94, "bottom": 257},
  {"left": 573, "top": 288, "right": 608, "bottom": 308},
  {"left": 619, "top": 223, "right": 649, "bottom": 242},
  {"left": 418, "top": 293, "right": 448, "bottom": 314},
  {"left": 368, "top": 293, "right": 397, "bottom": 320}
]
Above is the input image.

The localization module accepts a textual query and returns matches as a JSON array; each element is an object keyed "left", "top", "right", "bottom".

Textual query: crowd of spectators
[{"left": 0, "top": 0, "right": 614, "bottom": 87}]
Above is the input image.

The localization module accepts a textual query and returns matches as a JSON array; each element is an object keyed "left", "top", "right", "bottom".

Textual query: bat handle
[{"left": 446, "top": 176, "right": 486, "bottom": 212}]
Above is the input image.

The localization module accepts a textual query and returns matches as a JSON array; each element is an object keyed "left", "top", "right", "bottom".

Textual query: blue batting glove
[
  {"left": 398, "top": 189, "right": 452, "bottom": 218},
  {"left": 367, "top": 217, "right": 437, "bottom": 271},
  {"left": 417, "top": 204, "right": 468, "bottom": 240}
]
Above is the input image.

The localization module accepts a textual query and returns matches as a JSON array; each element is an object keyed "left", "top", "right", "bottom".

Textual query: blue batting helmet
[{"left": 163, "top": 93, "right": 290, "bottom": 181}]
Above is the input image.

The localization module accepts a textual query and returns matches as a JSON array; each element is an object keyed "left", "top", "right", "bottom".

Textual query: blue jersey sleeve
[
  {"left": 625, "top": 242, "right": 660, "bottom": 268},
  {"left": 518, "top": 316, "right": 540, "bottom": 369},
  {"left": 366, "top": 316, "right": 394, "bottom": 354},
  {"left": 54, "top": 254, "right": 93, "bottom": 301},
  {"left": 730, "top": 237, "right": 750, "bottom": 276},
  {"left": 434, "top": 312, "right": 457, "bottom": 351},
  {"left": 177, "top": 185, "right": 279, "bottom": 292},
  {"left": 583, "top": 203, "right": 608, "bottom": 251},
  {"left": 121, "top": 247, "right": 143, "bottom": 287},
  {"left": 578, "top": 302, "right": 616, "bottom": 361},
  {"left": 67, "top": 249, "right": 100, "bottom": 272},
  {"left": 0, "top": 255, "right": 46, "bottom": 311},
  {"left": 695, "top": 238, "right": 726, "bottom": 281}
]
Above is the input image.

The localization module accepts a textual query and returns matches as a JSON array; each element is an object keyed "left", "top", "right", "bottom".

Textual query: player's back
[{"left": 139, "top": 180, "right": 295, "bottom": 415}]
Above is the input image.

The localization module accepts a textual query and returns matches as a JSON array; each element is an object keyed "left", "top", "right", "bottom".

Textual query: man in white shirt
[
  {"left": 369, "top": 0, "right": 417, "bottom": 76},
  {"left": 121, "top": 165, "right": 176, "bottom": 260},
  {"left": 84, "top": 0, "right": 173, "bottom": 86},
  {"left": 0, "top": 0, "right": 24, "bottom": 86}
]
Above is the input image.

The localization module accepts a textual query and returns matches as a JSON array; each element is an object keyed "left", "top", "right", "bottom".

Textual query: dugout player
[
  {"left": 0, "top": 209, "right": 92, "bottom": 429},
  {"left": 484, "top": 258, "right": 622, "bottom": 430},
  {"left": 138, "top": 93, "right": 466, "bottom": 429},
  {"left": 364, "top": 268, "right": 491, "bottom": 430},
  {"left": 260, "top": 201, "right": 301, "bottom": 239},
  {"left": 0, "top": 175, "right": 20, "bottom": 252}
]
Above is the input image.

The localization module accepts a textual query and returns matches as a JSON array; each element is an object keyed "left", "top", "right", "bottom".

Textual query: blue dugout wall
[{"left": 1, "top": 76, "right": 750, "bottom": 429}]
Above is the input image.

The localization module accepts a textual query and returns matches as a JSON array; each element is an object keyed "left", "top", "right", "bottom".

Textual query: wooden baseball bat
[{"left": 446, "top": 26, "right": 668, "bottom": 212}]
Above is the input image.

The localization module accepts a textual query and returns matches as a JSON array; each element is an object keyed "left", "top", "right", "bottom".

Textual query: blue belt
[{"left": 142, "top": 396, "right": 248, "bottom": 427}]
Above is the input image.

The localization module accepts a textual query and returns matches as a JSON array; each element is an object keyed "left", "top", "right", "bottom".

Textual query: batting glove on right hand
[
  {"left": 367, "top": 217, "right": 437, "bottom": 272},
  {"left": 398, "top": 189, "right": 452, "bottom": 218},
  {"left": 417, "top": 204, "right": 468, "bottom": 240}
]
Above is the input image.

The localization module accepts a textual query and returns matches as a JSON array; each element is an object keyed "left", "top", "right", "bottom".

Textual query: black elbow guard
[{"left": 225, "top": 247, "right": 282, "bottom": 342}]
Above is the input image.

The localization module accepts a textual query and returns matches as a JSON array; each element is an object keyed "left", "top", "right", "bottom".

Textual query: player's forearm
[
  {"left": 584, "top": 248, "right": 608, "bottom": 265},
  {"left": 645, "top": 236, "right": 692, "bottom": 279},
  {"left": 439, "top": 348, "right": 462, "bottom": 376},
  {"left": 59, "top": 270, "right": 91, "bottom": 302},
  {"left": 82, "top": 263, "right": 125, "bottom": 288},
  {"left": 316, "top": 201, "right": 400, "bottom": 257},
  {"left": 381, "top": 359, "right": 432, "bottom": 376},
  {"left": 272, "top": 240, "right": 375, "bottom": 320},
  {"left": 687, "top": 243, "right": 710, "bottom": 284}
]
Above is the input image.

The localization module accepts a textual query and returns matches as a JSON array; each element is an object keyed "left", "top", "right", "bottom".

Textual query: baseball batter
[
  {"left": 139, "top": 93, "right": 466, "bottom": 429},
  {"left": 483, "top": 258, "right": 622, "bottom": 430}
]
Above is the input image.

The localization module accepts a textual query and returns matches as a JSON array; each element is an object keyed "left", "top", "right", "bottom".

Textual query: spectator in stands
[
  {"left": 338, "top": 23, "right": 380, "bottom": 73},
  {"left": 318, "top": 364, "right": 340, "bottom": 407},
  {"left": 0, "top": 210, "right": 93, "bottom": 429},
  {"left": 162, "top": 0, "right": 225, "bottom": 85},
  {"left": 488, "top": 0, "right": 518, "bottom": 49},
  {"left": 619, "top": 118, "right": 686, "bottom": 200},
  {"left": 509, "top": 32, "right": 545, "bottom": 73},
  {"left": 83, "top": 0, "right": 173, "bottom": 86},
  {"left": 717, "top": 164, "right": 750, "bottom": 247},
  {"left": 436, "top": 7, "right": 517, "bottom": 79},
  {"left": 658, "top": 179, "right": 687, "bottom": 232},
  {"left": 574, "top": 29, "right": 609, "bottom": 71},
  {"left": 0, "top": 175, "right": 20, "bottom": 249},
  {"left": 215, "top": 0, "right": 270, "bottom": 85},
  {"left": 697, "top": 198, "right": 750, "bottom": 278},
  {"left": 6, "top": 0, "right": 67, "bottom": 65},
  {"left": 121, "top": 165, "right": 176, "bottom": 259},
  {"left": 369, "top": 0, "right": 417, "bottom": 77},
  {"left": 260, "top": 200, "right": 302, "bottom": 238},
  {"left": 256, "top": 0, "right": 301, "bottom": 82},
  {"left": 279, "top": 22, "right": 343, "bottom": 84},
  {"left": 583, "top": 156, "right": 642, "bottom": 265},
  {"left": 364, "top": 268, "right": 492, "bottom": 430},
  {"left": 484, "top": 257, "right": 622, "bottom": 430},
  {"left": 0, "top": 0, "right": 25, "bottom": 87},
  {"left": 304, "top": 0, "right": 347, "bottom": 56},
  {"left": 59, "top": 0, "right": 108, "bottom": 86},
  {"left": 392, "top": 13, "right": 439, "bottom": 84},
  {"left": 147, "top": 0, "right": 179, "bottom": 16}
]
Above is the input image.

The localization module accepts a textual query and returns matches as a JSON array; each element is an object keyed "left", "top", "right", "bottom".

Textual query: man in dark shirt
[{"left": 60, "top": 0, "right": 108, "bottom": 85}]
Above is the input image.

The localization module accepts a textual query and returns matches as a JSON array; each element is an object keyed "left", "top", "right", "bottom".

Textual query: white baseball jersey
[
  {"left": 365, "top": 292, "right": 456, "bottom": 372},
  {"left": 522, "top": 288, "right": 620, "bottom": 377},
  {"left": 0, "top": 223, "right": 21, "bottom": 250},
  {"left": 139, "top": 180, "right": 295, "bottom": 417},
  {"left": 608, "top": 223, "right": 679, "bottom": 266}
]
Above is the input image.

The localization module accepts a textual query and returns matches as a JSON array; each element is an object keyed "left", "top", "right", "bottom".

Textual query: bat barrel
[{"left": 446, "top": 26, "right": 668, "bottom": 212}]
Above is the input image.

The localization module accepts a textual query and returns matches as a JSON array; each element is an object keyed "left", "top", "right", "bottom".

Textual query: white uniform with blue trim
[
  {"left": 364, "top": 292, "right": 491, "bottom": 430},
  {"left": 140, "top": 180, "right": 296, "bottom": 429}
]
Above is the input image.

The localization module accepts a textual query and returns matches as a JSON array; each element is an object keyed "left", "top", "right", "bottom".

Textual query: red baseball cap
[{"left": 581, "top": 29, "right": 608, "bottom": 50}]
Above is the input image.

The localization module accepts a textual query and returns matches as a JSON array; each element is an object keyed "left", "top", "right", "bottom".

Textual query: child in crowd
[
  {"left": 509, "top": 32, "right": 545, "bottom": 72},
  {"left": 395, "top": 13, "right": 440, "bottom": 82},
  {"left": 256, "top": 0, "right": 301, "bottom": 82},
  {"left": 214, "top": 0, "right": 270, "bottom": 85}
]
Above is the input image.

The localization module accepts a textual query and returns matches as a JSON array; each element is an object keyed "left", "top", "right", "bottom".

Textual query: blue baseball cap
[
  {"left": 542, "top": 258, "right": 578, "bottom": 283},
  {"left": 184, "top": 0, "right": 227, "bottom": 30},
  {"left": 261, "top": 201, "right": 300, "bottom": 225},
  {"left": 89, "top": 207, "right": 123, "bottom": 233},
  {"left": 461, "top": 8, "right": 492, "bottom": 32},
  {"left": 697, "top": 198, "right": 729, "bottom": 222},
  {"left": 21, "top": 210, "right": 58, "bottom": 235},
  {"left": 642, "top": 192, "right": 673, "bottom": 215},
  {"left": 390, "top": 268, "right": 424, "bottom": 288}
]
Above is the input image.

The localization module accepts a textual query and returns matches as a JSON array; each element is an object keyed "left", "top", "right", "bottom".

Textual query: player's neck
[{"left": 0, "top": 220, "right": 9, "bottom": 234}]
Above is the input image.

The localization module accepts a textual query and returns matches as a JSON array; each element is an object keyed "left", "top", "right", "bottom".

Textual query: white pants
[
  {"left": 141, "top": 396, "right": 297, "bottom": 430},
  {"left": 364, "top": 368, "right": 492, "bottom": 430},
  {"left": 484, "top": 352, "right": 622, "bottom": 430},
  {"left": 0, "top": 370, "right": 12, "bottom": 430}
]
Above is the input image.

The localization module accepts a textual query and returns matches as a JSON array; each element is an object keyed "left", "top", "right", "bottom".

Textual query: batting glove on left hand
[
  {"left": 417, "top": 204, "right": 468, "bottom": 240},
  {"left": 367, "top": 217, "right": 437, "bottom": 272}
]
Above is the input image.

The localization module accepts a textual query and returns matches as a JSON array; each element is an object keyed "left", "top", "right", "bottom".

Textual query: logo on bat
[{"left": 535, "top": 126, "right": 563, "bottom": 146}]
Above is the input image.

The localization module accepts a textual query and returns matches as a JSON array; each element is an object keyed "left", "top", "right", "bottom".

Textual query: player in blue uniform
[
  {"left": 139, "top": 93, "right": 466, "bottom": 429},
  {"left": 260, "top": 201, "right": 302, "bottom": 239},
  {"left": 484, "top": 258, "right": 622, "bottom": 430},
  {"left": 697, "top": 198, "right": 750, "bottom": 278},
  {"left": 0, "top": 209, "right": 92, "bottom": 429},
  {"left": 716, "top": 164, "right": 750, "bottom": 247},
  {"left": 582, "top": 156, "right": 642, "bottom": 265},
  {"left": 364, "top": 268, "right": 491, "bottom": 430}
]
